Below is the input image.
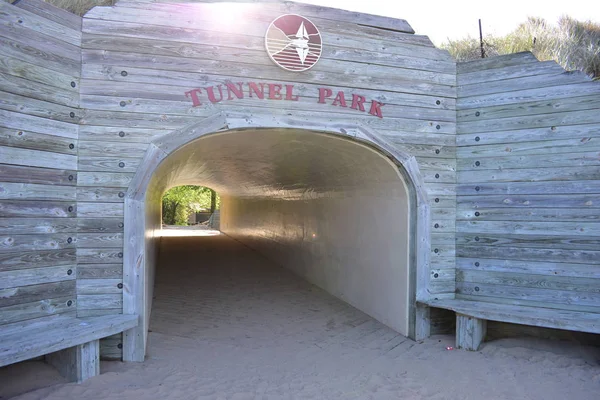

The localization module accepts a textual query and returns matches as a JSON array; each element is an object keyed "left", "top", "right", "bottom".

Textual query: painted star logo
[{"left": 265, "top": 14, "right": 322, "bottom": 72}]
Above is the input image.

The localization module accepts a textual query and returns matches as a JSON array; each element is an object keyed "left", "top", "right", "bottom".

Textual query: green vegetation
[
  {"left": 162, "top": 186, "right": 219, "bottom": 226},
  {"left": 442, "top": 16, "right": 600, "bottom": 79}
]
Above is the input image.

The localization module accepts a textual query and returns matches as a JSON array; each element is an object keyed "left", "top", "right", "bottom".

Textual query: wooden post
[
  {"left": 210, "top": 189, "right": 216, "bottom": 214},
  {"left": 46, "top": 340, "right": 100, "bottom": 383},
  {"left": 456, "top": 314, "right": 487, "bottom": 351},
  {"left": 414, "top": 303, "right": 431, "bottom": 341}
]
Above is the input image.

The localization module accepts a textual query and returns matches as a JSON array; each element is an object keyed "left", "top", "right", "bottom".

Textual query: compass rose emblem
[{"left": 265, "top": 14, "right": 322, "bottom": 72}]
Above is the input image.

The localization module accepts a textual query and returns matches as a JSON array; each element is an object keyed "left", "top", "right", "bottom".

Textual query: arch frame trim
[{"left": 122, "top": 112, "right": 432, "bottom": 361}]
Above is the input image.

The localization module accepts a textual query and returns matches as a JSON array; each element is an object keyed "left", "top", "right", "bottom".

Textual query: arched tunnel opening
[{"left": 126, "top": 127, "right": 418, "bottom": 360}]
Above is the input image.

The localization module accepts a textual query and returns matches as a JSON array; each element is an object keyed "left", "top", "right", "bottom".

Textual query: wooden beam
[
  {"left": 456, "top": 313, "right": 486, "bottom": 351},
  {"left": 46, "top": 339, "right": 99, "bottom": 383}
]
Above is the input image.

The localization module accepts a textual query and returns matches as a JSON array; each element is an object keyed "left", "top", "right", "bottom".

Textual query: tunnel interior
[{"left": 143, "top": 128, "right": 415, "bottom": 348}]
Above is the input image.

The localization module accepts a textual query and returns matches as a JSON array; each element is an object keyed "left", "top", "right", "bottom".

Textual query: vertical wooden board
[{"left": 456, "top": 314, "right": 487, "bottom": 351}]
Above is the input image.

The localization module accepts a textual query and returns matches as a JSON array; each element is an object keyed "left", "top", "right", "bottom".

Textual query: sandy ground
[{"left": 1, "top": 233, "right": 599, "bottom": 399}]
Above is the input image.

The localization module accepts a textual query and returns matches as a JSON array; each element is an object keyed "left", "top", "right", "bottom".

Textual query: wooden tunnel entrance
[{"left": 122, "top": 114, "right": 430, "bottom": 361}]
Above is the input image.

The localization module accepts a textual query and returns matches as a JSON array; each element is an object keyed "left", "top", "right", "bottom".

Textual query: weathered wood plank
[
  {"left": 458, "top": 166, "right": 600, "bottom": 184},
  {"left": 77, "top": 218, "right": 124, "bottom": 233},
  {"left": 15, "top": 0, "right": 82, "bottom": 31},
  {"left": 0, "top": 182, "right": 75, "bottom": 200},
  {"left": 77, "top": 187, "right": 128, "bottom": 202},
  {"left": 457, "top": 137, "right": 600, "bottom": 158},
  {"left": 0, "top": 164, "right": 76, "bottom": 186},
  {"left": 77, "top": 264, "right": 122, "bottom": 279},
  {"left": 78, "top": 125, "right": 168, "bottom": 143},
  {"left": 0, "top": 218, "right": 76, "bottom": 235},
  {"left": 77, "top": 279, "right": 122, "bottom": 295},
  {"left": 0, "top": 265, "right": 75, "bottom": 290},
  {"left": 0, "top": 297, "right": 74, "bottom": 325},
  {"left": 0, "top": 109, "right": 78, "bottom": 139},
  {"left": 46, "top": 339, "right": 100, "bottom": 383},
  {"left": 0, "top": 249, "right": 75, "bottom": 271},
  {"left": 456, "top": 282, "right": 600, "bottom": 308},
  {"left": 76, "top": 294, "right": 122, "bottom": 310},
  {"left": 77, "top": 203, "right": 124, "bottom": 218},
  {"left": 456, "top": 233, "right": 600, "bottom": 251},
  {"left": 77, "top": 233, "right": 123, "bottom": 248},
  {"left": 78, "top": 157, "right": 141, "bottom": 173},
  {"left": 0, "top": 200, "right": 76, "bottom": 218},
  {"left": 457, "top": 124, "right": 600, "bottom": 146},
  {"left": 0, "top": 145, "right": 77, "bottom": 170},
  {"left": 0, "top": 56, "right": 78, "bottom": 96},
  {"left": 78, "top": 141, "right": 149, "bottom": 158},
  {"left": 77, "top": 172, "right": 133, "bottom": 188},
  {"left": 0, "top": 1, "right": 81, "bottom": 46},
  {"left": 456, "top": 220, "right": 600, "bottom": 237},
  {"left": 456, "top": 258, "right": 600, "bottom": 279},
  {"left": 425, "top": 299, "right": 600, "bottom": 334},
  {"left": 456, "top": 314, "right": 486, "bottom": 351},
  {"left": 458, "top": 151, "right": 600, "bottom": 170},
  {"left": 457, "top": 52, "right": 540, "bottom": 74},
  {"left": 77, "top": 248, "right": 124, "bottom": 264},
  {"left": 457, "top": 269, "right": 600, "bottom": 294},
  {"left": 457, "top": 207, "right": 600, "bottom": 222},
  {"left": 457, "top": 60, "right": 563, "bottom": 86},
  {"left": 0, "top": 280, "right": 75, "bottom": 307},
  {"left": 0, "top": 71, "right": 78, "bottom": 108},
  {"left": 456, "top": 245, "right": 600, "bottom": 264},
  {"left": 457, "top": 181, "right": 600, "bottom": 196},
  {"left": 0, "top": 126, "right": 77, "bottom": 155},
  {"left": 0, "top": 233, "right": 75, "bottom": 251}
]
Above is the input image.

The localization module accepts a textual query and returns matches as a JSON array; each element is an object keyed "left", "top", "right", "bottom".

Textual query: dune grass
[{"left": 442, "top": 16, "right": 600, "bottom": 79}]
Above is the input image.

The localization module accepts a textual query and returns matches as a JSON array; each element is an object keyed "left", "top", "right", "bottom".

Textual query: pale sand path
[{"left": 2, "top": 233, "right": 599, "bottom": 399}]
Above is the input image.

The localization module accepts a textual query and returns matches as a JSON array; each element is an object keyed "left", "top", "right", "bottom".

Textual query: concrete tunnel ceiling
[
  {"left": 148, "top": 127, "right": 414, "bottom": 338},
  {"left": 153, "top": 128, "right": 411, "bottom": 200}
]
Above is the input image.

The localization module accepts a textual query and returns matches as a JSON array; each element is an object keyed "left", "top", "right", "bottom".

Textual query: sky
[{"left": 293, "top": 0, "right": 600, "bottom": 45}]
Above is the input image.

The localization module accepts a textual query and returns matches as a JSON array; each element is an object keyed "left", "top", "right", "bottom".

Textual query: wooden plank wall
[
  {"left": 76, "top": 0, "right": 457, "bottom": 351},
  {"left": 0, "top": 1, "right": 80, "bottom": 325},
  {"left": 456, "top": 52, "right": 600, "bottom": 314}
]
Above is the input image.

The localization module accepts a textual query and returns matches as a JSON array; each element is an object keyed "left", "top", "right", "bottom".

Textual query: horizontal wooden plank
[
  {"left": 456, "top": 257, "right": 600, "bottom": 279},
  {"left": 0, "top": 280, "right": 75, "bottom": 307},
  {"left": 456, "top": 281, "right": 600, "bottom": 308},
  {"left": 0, "top": 109, "right": 78, "bottom": 139},
  {"left": 458, "top": 193, "right": 600, "bottom": 209},
  {"left": 0, "top": 164, "right": 76, "bottom": 186},
  {"left": 78, "top": 157, "right": 141, "bottom": 174},
  {"left": 77, "top": 218, "right": 124, "bottom": 233},
  {"left": 0, "top": 249, "right": 76, "bottom": 271},
  {"left": 77, "top": 264, "right": 122, "bottom": 279},
  {"left": 457, "top": 124, "right": 600, "bottom": 146},
  {"left": 457, "top": 52, "right": 540, "bottom": 74},
  {"left": 457, "top": 136, "right": 600, "bottom": 159},
  {"left": 77, "top": 187, "right": 127, "bottom": 202},
  {"left": 458, "top": 109, "right": 600, "bottom": 134},
  {"left": 454, "top": 294, "right": 600, "bottom": 314},
  {"left": 0, "top": 233, "right": 76, "bottom": 251},
  {"left": 0, "top": 55, "right": 78, "bottom": 96},
  {"left": 457, "top": 269, "right": 600, "bottom": 294},
  {"left": 0, "top": 296, "right": 75, "bottom": 326},
  {"left": 458, "top": 71, "right": 591, "bottom": 99},
  {"left": 457, "top": 207, "right": 600, "bottom": 222},
  {"left": 77, "top": 248, "right": 123, "bottom": 264},
  {"left": 0, "top": 182, "right": 75, "bottom": 201},
  {"left": 0, "top": 1, "right": 81, "bottom": 46},
  {"left": 0, "top": 218, "right": 77, "bottom": 235},
  {"left": 77, "top": 279, "right": 122, "bottom": 295},
  {"left": 459, "top": 94, "right": 600, "bottom": 124},
  {"left": 78, "top": 141, "right": 149, "bottom": 158},
  {"left": 78, "top": 125, "right": 168, "bottom": 143},
  {"left": 423, "top": 298, "right": 600, "bottom": 333},
  {"left": 458, "top": 165, "right": 600, "bottom": 183},
  {"left": 0, "top": 34, "right": 79, "bottom": 77},
  {"left": 456, "top": 245, "right": 600, "bottom": 265},
  {"left": 77, "top": 233, "right": 123, "bottom": 248},
  {"left": 0, "top": 126, "right": 77, "bottom": 155},
  {"left": 15, "top": 0, "right": 81, "bottom": 31},
  {"left": 457, "top": 220, "right": 600, "bottom": 237},
  {"left": 0, "top": 145, "right": 77, "bottom": 170},
  {"left": 0, "top": 71, "right": 78, "bottom": 108},
  {"left": 0, "top": 200, "right": 76, "bottom": 218},
  {"left": 457, "top": 181, "right": 600, "bottom": 196},
  {"left": 456, "top": 233, "right": 600, "bottom": 251},
  {"left": 77, "top": 308, "right": 122, "bottom": 318},
  {"left": 457, "top": 60, "right": 563, "bottom": 86},
  {"left": 77, "top": 172, "right": 133, "bottom": 188},
  {"left": 77, "top": 203, "right": 124, "bottom": 218},
  {"left": 0, "top": 265, "right": 75, "bottom": 290},
  {"left": 458, "top": 151, "right": 600, "bottom": 171},
  {"left": 458, "top": 83, "right": 600, "bottom": 111},
  {"left": 76, "top": 294, "right": 122, "bottom": 310}
]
